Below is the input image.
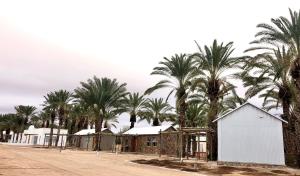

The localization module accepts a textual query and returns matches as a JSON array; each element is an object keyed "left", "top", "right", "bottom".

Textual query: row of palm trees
[{"left": 0, "top": 8, "right": 299, "bottom": 166}]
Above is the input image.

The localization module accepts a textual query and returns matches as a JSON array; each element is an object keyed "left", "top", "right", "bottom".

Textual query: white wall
[
  {"left": 9, "top": 127, "right": 68, "bottom": 146},
  {"left": 218, "top": 104, "right": 285, "bottom": 165}
]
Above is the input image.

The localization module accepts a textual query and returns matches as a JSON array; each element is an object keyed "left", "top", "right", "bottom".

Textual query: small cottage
[
  {"left": 74, "top": 128, "right": 115, "bottom": 151},
  {"left": 122, "top": 125, "right": 176, "bottom": 154},
  {"left": 214, "top": 102, "right": 287, "bottom": 165}
]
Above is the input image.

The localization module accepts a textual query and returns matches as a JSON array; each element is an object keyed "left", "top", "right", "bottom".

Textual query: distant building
[
  {"left": 214, "top": 102, "right": 286, "bottom": 165},
  {"left": 73, "top": 128, "right": 115, "bottom": 151},
  {"left": 10, "top": 125, "right": 68, "bottom": 146},
  {"left": 122, "top": 125, "right": 177, "bottom": 154}
]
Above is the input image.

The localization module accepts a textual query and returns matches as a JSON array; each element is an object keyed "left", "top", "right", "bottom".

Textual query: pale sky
[{"left": 0, "top": 0, "right": 299, "bottom": 131}]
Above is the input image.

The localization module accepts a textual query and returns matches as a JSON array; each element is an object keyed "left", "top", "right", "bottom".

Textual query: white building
[
  {"left": 214, "top": 102, "right": 287, "bottom": 165},
  {"left": 10, "top": 125, "right": 68, "bottom": 146}
]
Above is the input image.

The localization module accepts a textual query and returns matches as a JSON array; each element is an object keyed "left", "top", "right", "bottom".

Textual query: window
[{"left": 146, "top": 137, "right": 157, "bottom": 147}]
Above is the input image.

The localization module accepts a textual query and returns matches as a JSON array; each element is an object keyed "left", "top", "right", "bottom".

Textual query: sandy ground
[
  {"left": 0, "top": 145, "right": 299, "bottom": 176},
  {"left": 0, "top": 145, "right": 199, "bottom": 176}
]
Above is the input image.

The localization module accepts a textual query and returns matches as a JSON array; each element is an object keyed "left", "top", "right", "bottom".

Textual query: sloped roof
[
  {"left": 123, "top": 125, "right": 174, "bottom": 135},
  {"left": 213, "top": 102, "right": 288, "bottom": 123},
  {"left": 74, "top": 128, "right": 112, "bottom": 135}
]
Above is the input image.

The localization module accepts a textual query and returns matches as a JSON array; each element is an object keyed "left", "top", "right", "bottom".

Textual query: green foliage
[{"left": 139, "top": 98, "right": 175, "bottom": 126}]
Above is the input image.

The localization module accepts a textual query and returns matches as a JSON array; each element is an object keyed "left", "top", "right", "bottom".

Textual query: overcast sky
[{"left": 0, "top": 0, "right": 299, "bottom": 131}]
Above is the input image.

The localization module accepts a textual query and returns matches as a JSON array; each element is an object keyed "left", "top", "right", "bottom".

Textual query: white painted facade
[
  {"left": 215, "top": 102, "right": 286, "bottom": 165},
  {"left": 9, "top": 125, "right": 68, "bottom": 146}
]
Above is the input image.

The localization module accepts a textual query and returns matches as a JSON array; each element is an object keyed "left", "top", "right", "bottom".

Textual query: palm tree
[
  {"left": 250, "top": 9, "right": 300, "bottom": 166},
  {"left": 103, "top": 109, "right": 119, "bottom": 130},
  {"left": 191, "top": 40, "right": 239, "bottom": 160},
  {"left": 139, "top": 98, "right": 174, "bottom": 126},
  {"left": 185, "top": 103, "right": 207, "bottom": 128},
  {"left": 252, "top": 9, "right": 300, "bottom": 92},
  {"left": 123, "top": 92, "right": 146, "bottom": 128},
  {"left": 240, "top": 47, "right": 298, "bottom": 165},
  {"left": 14, "top": 105, "right": 37, "bottom": 142},
  {"left": 145, "top": 54, "right": 196, "bottom": 128},
  {"left": 0, "top": 114, "right": 22, "bottom": 142},
  {"left": 43, "top": 93, "right": 58, "bottom": 147},
  {"left": 74, "top": 76, "right": 128, "bottom": 150},
  {"left": 52, "top": 90, "right": 73, "bottom": 147}
]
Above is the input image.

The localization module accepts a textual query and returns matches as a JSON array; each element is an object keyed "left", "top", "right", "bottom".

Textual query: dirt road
[{"left": 0, "top": 145, "right": 200, "bottom": 176}]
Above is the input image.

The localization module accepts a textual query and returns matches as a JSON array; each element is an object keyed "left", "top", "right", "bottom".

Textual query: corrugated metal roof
[
  {"left": 213, "top": 102, "right": 288, "bottom": 123},
  {"left": 123, "top": 125, "right": 173, "bottom": 135},
  {"left": 74, "top": 128, "right": 110, "bottom": 135}
]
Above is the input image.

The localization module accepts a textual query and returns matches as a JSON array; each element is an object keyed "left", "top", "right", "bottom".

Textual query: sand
[{"left": 0, "top": 145, "right": 299, "bottom": 176}]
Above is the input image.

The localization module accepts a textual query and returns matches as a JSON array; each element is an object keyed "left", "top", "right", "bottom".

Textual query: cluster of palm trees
[
  {"left": 145, "top": 9, "right": 300, "bottom": 165},
  {"left": 0, "top": 9, "right": 299, "bottom": 166}
]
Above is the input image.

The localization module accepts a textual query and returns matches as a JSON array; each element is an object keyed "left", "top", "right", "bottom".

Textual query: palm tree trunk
[
  {"left": 207, "top": 97, "right": 218, "bottom": 161},
  {"left": 152, "top": 117, "right": 159, "bottom": 126},
  {"left": 0, "top": 130, "right": 4, "bottom": 141},
  {"left": 46, "top": 120, "right": 50, "bottom": 128},
  {"left": 16, "top": 132, "right": 19, "bottom": 143},
  {"left": 94, "top": 114, "right": 104, "bottom": 151},
  {"left": 5, "top": 129, "right": 10, "bottom": 142},
  {"left": 178, "top": 95, "right": 187, "bottom": 158},
  {"left": 55, "top": 120, "right": 62, "bottom": 147},
  {"left": 291, "top": 57, "right": 300, "bottom": 167},
  {"left": 281, "top": 99, "right": 299, "bottom": 166},
  {"left": 55, "top": 109, "right": 64, "bottom": 147},
  {"left": 130, "top": 114, "right": 136, "bottom": 129},
  {"left": 48, "top": 112, "right": 55, "bottom": 147}
]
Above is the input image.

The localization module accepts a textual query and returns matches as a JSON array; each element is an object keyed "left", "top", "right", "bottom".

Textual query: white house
[
  {"left": 10, "top": 125, "right": 68, "bottom": 146},
  {"left": 214, "top": 102, "right": 287, "bottom": 165}
]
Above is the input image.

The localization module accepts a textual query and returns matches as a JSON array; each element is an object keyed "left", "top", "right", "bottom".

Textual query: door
[
  {"left": 131, "top": 137, "right": 137, "bottom": 152},
  {"left": 33, "top": 136, "right": 38, "bottom": 145}
]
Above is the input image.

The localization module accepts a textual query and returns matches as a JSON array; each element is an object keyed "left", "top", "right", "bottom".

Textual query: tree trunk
[
  {"left": 207, "top": 97, "right": 218, "bottom": 161},
  {"left": 94, "top": 114, "right": 104, "bottom": 151},
  {"left": 5, "top": 129, "right": 10, "bottom": 142},
  {"left": 291, "top": 57, "right": 300, "bottom": 167},
  {"left": 281, "top": 99, "right": 299, "bottom": 166},
  {"left": 55, "top": 108, "right": 64, "bottom": 147},
  {"left": 152, "top": 118, "right": 159, "bottom": 126},
  {"left": 0, "top": 130, "right": 4, "bottom": 141},
  {"left": 48, "top": 112, "right": 55, "bottom": 147},
  {"left": 16, "top": 132, "right": 19, "bottom": 143},
  {"left": 46, "top": 120, "right": 50, "bottom": 128},
  {"left": 130, "top": 114, "right": 136, "bottom": 129},
  {"left": 178, "top": 94, "right": 187, "bottom": 158},
  {"left": 83, "top": 117, "right": 88, "bottom": 129}
]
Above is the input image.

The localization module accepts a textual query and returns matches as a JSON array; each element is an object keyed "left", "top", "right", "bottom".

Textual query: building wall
[
  {"left": 218, "top": 104, "right": 285, "bottom": 165},
  {"left": 10, "top": 128, "right": 68, "bottom": 147},
  {"left": 78, "top": 134, "right": 115, "bottom": 151}
]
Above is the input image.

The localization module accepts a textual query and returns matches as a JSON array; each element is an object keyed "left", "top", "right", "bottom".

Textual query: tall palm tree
[
  {"left": 139, "top": 98, "right": 174, "bottom": 126},
  {"left": 123, "top": 92, "right": 146, "bottom": 128},
  {"left": 51, "top": 90, "right": 73, "bottom": 147},
  {"left": 250, "top": 9, "right": 300, "bottom": 166},
  {"left": 14, "top": 105, "right": 37, "bottom": 142},
  {"left": 240, "top": 47, "right": 298, "bottom": 165},
  {"left": 74, "top": 76, "right": 128, "bottom": 150},
  {"left": 43, "top": 93, "right": 58, "bottom": 147},
  {"left": 191, "top": 40, "right": 239, "bottom": 160},
  {"left": 145, "top": 54, "right": 197, "bottom": 128}
]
